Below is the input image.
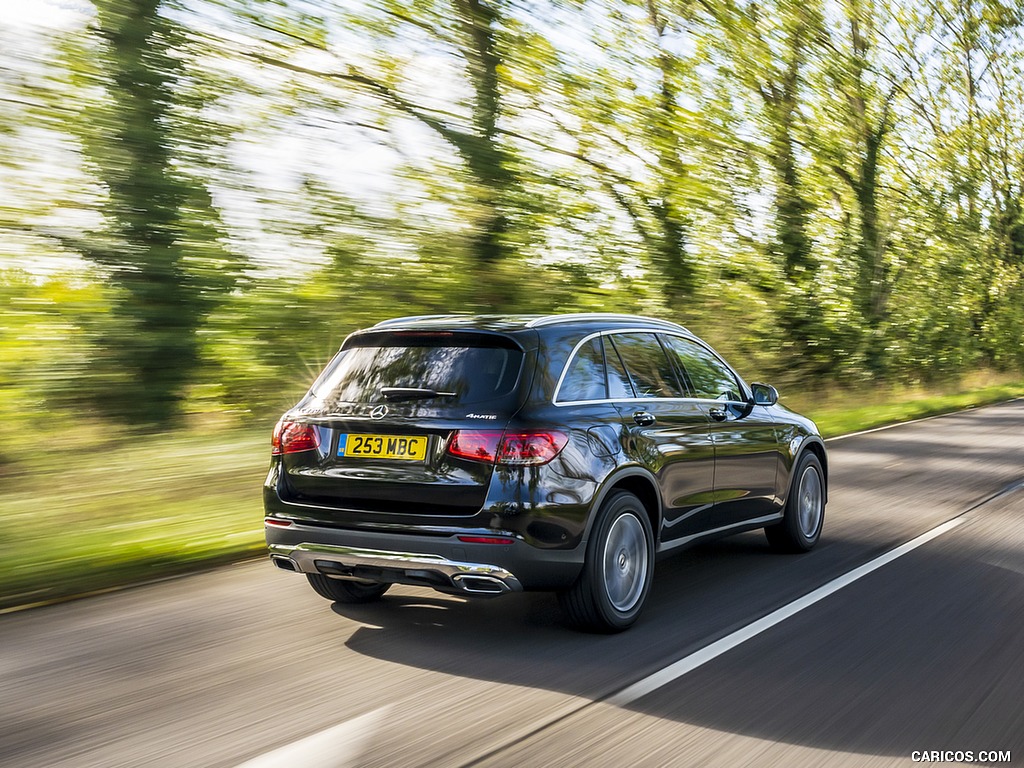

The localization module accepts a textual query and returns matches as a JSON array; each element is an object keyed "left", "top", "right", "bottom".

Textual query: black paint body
[{"left": 264, "top": 315, "right": 827, "bottom": 590}]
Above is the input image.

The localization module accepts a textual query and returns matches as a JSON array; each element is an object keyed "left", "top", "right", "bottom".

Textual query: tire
[
  {"left": 558, "top": 490, "right": 654, "bottom": 633},
  {"left": 306, "top": 573, "right": 390, "bottom": 603},
  {"left": 765, "top": 451, "right": 826, "bottom": 553}
]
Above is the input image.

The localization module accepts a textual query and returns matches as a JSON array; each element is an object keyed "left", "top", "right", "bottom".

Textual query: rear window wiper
[{"left": 380, "top": 387, "right": 458, "bottom": 401}]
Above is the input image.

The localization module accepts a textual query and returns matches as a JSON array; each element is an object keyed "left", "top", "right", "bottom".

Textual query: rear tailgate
[{"left": 279, "top": 329, "right": 532, "bottom": 517}]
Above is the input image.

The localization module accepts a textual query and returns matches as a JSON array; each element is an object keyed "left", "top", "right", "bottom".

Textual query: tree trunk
[
  {"left": 92, "top": 0, "right": 201, "bottom": 426},
  {"left": 647, "top": 0, "right": 695, "bottom": 306},
  {"left": 453, "top": 0, "right": 516, "bottom": 309}
]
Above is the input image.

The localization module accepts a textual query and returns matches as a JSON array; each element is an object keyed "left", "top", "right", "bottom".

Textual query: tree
[
  {"left": 884, "top": 0, "right": 1024, "bottom": 369},
  {"left": 638, "top": 0, "right": 698, "bottom": 301},
  {"left": 71, "top": 0, "right": 236, "bottom": 425},
  {"left": 526, "top": 0, "right": 708, "bottom": 305},
  {"left": 813, "top": 0, "right": 898, "bottom": 359},
  {"left": 701, "top": 0, "right": 821, "bottom": 285},
  {"left": 223, "top": 0, "right": 526, "bottom": 308}
]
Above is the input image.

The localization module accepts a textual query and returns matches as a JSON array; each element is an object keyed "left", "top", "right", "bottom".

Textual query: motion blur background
[{"left": 2, "top": 0, "right": 1023, "bottom": 608}]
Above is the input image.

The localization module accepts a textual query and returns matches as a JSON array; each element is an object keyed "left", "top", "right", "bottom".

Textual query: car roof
[{"left": 371, "top": 313, "right": 690, "bottom": 335}]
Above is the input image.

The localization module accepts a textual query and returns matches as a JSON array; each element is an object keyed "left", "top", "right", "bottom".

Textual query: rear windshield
[{"left": 308, "top": 333, "right": 524, "bottom": 410}]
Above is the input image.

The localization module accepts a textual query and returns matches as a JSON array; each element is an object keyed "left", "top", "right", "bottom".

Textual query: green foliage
[
  {"left": 41, "top": 0, "right": 241, "bottom": 428},
  {"left": 0, "top": 271, "right": 110, "bottom": 463},
  {"left": 3, "top": 0, "right": 1024, "bottom": 606},
  {"left": 1, "top": 0, "right": 1023, "bottom": 436}
]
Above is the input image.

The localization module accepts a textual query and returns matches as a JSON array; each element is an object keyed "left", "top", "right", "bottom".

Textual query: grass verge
[
  {"left": 2, "top": 379, "right": 1023, "bottom": 611},
  {"left": 787, "top": 378, "right": 1024, "bottom": 438},
  {"left": 0, "top": 429, "right": 270, "bottom": 611}
]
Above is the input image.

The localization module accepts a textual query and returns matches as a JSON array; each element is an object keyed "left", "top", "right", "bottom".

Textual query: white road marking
[
  {"left": 234, "top": 706, "right": 389, "bottom": 768},
  {"left": 607, "top": 516, "right": 967, "bottom": 707}
]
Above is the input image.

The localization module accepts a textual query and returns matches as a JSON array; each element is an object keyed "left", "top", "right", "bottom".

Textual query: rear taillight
[
  {"left": 498, "top": 432, "right": 568, "bottom": 465},
  {"left": 447, "top": 430, "right": 503, "bottom": 462},
  {"left": 447, "top": 430, "right": 567, "bottom": 466},
  {"left": 271, "top": 421, "right": 320, "bottom": 455}
]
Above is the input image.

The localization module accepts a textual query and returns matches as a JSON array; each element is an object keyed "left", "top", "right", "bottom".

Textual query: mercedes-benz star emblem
[{"left": 370, "top": 404, "right": 389, "bottom": 420}]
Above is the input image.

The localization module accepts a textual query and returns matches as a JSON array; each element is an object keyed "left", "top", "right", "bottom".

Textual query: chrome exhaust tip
[
  {"left": 453, "top": 574, "right": 509, "bottom": 595},
  {"left": 271, "top": 555, "right": 299, "bottom": 572}
]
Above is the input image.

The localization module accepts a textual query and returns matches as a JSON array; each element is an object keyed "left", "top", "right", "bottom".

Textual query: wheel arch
[
  {"left": 795, "top": 437, "right": 828, "bottom": 503},
  {"left": 583, "top": 467, "right": 662, "bottom": 545}
]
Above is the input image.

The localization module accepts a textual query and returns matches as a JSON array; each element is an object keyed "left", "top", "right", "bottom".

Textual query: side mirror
[{"left": 751, "top": 382, "right": 779, "bottom": 406}]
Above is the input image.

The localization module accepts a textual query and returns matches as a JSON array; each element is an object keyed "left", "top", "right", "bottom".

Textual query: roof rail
[
  {"left": 373, "top": 314, "right": 464, "bottom": 327},
  {"left": 525, "top": 313, "right": 688, "bottom": 331}
]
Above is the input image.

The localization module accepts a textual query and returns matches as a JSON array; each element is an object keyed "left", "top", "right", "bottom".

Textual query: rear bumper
[
  {"left": 269, "top": 542, "right": 524, "bottom": 596},
  {"left": 265, "top": 518, "right": 584, "bottom": 591}
]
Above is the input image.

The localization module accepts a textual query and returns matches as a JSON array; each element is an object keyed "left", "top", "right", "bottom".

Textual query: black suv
[{"left": 265, "top": 313, "right": 827, "bottom": 631}]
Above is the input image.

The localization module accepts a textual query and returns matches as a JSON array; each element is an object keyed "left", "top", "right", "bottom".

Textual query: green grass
[
  {"left": 0, "top": 428, "right": 271, "bottom": 610},
  {"left": 1, "top": 379, "right": 1023, "bottom": 611},
  {"left": 790, "top": 379, "right": 1024, "bottom": 438}
]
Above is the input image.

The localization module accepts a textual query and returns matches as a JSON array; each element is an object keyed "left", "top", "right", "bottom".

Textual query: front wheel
[
  {"left": 558, "top": 490, "right": 654, "bottom": 633},
  {"left": 765, "top": 451, "right": 826, "bottom": 553},
  {"left": 306, "top": 573, "right": 390, "bottom": 603}
]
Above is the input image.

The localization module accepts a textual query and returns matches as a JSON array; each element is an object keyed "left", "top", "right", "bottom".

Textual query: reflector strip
[{"left": 457, "top": 536, "right": 515, "bottom": 545}]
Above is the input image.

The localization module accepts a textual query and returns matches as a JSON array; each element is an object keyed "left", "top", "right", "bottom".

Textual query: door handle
[
  {"left": 709, "top": 407, "right": 728, "bottom": 422},
  {"left": 633, "top": 411, "right": 656, "bottom": 426}
]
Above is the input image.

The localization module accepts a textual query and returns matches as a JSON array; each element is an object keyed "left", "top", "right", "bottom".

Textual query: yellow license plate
[{"left": 338, "top": 433, "right": 428, "bottom": 461}]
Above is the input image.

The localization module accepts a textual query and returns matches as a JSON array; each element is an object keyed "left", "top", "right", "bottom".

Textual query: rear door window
[
  {"left": 309, "top": 332, "right": 524, "bottom": 411},
  {"left": 605, "top": 338, "right": 635, "bottom": 398}
]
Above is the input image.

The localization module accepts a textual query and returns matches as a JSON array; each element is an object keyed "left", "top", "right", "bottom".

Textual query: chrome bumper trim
[{"left": 268, "top": 542, "right": 523, "bottom": 594}]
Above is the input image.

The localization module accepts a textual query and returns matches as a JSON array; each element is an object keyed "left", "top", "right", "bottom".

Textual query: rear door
[
  {"left": 608, "top": 332, "right": 716, "bottom": 542},
  {"left": 280, "top": 330, "right": 529, "bottom": 518}
]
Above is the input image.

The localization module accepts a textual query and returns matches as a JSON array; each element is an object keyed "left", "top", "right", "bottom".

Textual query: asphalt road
[{"left": 2, "top": 401, "right": 1023, "bottom": 768}]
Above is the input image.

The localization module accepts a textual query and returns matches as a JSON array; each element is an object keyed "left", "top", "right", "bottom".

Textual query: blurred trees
[
  {"left": 81, "top": 0, "right": 238, "bottom": 425},
  {"left": 223, "top": 0, "right": 531, "bottom": 307},
  {"left": 697, "top": 0, "right": 828, "bottom": 372},
  {"left": 820, "top": 0, "right": 895, "bottom": 343},
  {"left": 1, "top": 0, "right": 238, "bottom": 427},
  {"left": 2, "top": 0, "right": 1024, "bottom": 437}
]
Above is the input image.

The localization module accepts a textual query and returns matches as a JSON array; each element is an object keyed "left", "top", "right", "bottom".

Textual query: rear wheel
[
  {"left": 306, "top": 573, "right": 390, "bottom": 603},
  {"left": 765, "top": 451, "right": 825, "bottom": 553},
  {"left": 559, "top": 490, "right": 654, "bottom": 633}
]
